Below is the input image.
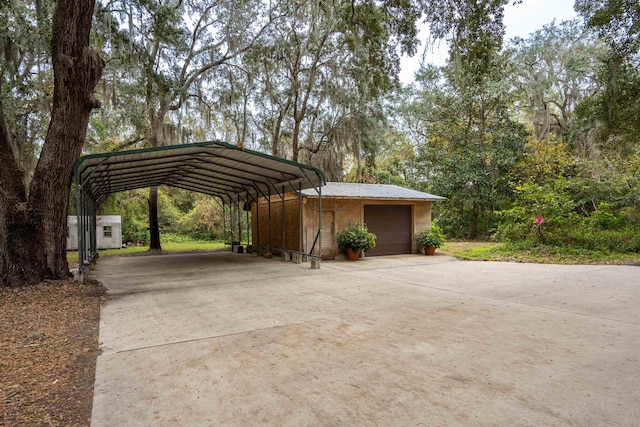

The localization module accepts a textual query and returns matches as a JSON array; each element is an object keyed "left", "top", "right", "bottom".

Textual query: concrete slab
[{"left": 91, "top": 252, "right": 640, "bottom": 426}]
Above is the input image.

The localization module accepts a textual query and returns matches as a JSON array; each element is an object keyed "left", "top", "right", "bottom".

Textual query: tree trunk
[
  {"left": 292, "top": 118, "right": 301, "bottom": 162},
  {"left": 149, "top": 186, "right": 162, "bottom": 250},
  {"left": 0, "top": 100, "right": 45, "bottom": 286},
  {"left": 272, "top": 117, "right": 281, "bottom": 156},
  {"left": 0, "top": 0, "right": 103, "bottom": 287},
  {"left": 468, "top": 200, "right": 480, "bottom": 240},
  {"left": 146, "top": 112, "right": 164, "bottom": 250},
  {"left": 272, "top": 97, "right": 292, "bottom": 157}
]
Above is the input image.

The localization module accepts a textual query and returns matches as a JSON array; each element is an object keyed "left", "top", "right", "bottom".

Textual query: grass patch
[
  {"left": 67, "top": 241, "right": 227, "bottom": 263},
  {"left": 159, "top": 241, "right": 226, "bottom": 252},
  {"left": 440, "top": 240, "right": 640, "bottom": 265}
]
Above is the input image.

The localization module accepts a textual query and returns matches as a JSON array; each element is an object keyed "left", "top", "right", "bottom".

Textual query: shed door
[
  {"left": 320, "top": 211, "right": 336, "bottom": 259},
  {"left": 364, "top": 205, "right": 412, "bottom": 256}
]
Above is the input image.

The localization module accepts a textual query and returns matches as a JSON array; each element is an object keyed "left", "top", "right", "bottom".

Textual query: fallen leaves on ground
[{"left": 1, "top": 279, "right": 105, "bottom": 427}]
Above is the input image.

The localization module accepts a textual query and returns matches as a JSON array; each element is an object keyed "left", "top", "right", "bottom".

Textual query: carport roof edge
[{"left": 74, "top": 140, "right": 326, "bottom": 204}]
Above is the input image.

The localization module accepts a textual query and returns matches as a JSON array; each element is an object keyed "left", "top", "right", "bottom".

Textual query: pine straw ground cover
[{"left": 1, "top": 279, "right": 105, "bottom": 427}]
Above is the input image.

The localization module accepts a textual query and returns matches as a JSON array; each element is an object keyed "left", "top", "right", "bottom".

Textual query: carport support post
[
  {"left": 256, "top": 196, "right": 260, "bottom": 250},
  {"left": 83, "top": 190, "right": 89, "bottom": 265},
  {"left": 90, "top": 199, "right": 97, "bottom": 257},
  {"left": 230, "top": 200, "right": 234, "bottom": 244},
  {"left": 246, "top": 197, "right": 250, "bottom": 248},
  {"left": 298, "top": 183, "right": 303, "bottom": 254},
  {"left": 268, "top": 187, "right": 272, "bottom": 250},
  {"left": 309, "top": 181, "right": 322, "bottom": 269},
  {"left": 222, "top": 200, "right": 226, "bottom": 244},
  {"left": 236, "top": 198, "right": 241, "bottom": 248},
  {"left": 318, "top": 182, "right": 322, "bottom": 258},
  {"left": 76, "top": 185, "right": 84, "bottom": 274},
  {"left": 281, "top": 185, "right": 285, "bottom": 251}
]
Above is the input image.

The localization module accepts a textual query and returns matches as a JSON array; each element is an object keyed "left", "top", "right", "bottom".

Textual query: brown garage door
[{"left": 364, "top": 205, "right": 412, "bottom": 256}]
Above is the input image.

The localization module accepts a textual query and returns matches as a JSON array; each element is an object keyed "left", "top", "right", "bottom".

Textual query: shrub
[
  {"left": 122, "top": 217, "right": 149, "bottom": 245},
  {"left": 161, "top": 233, "right": 218, "bottom": 243},
  {"left": 565, "top": 227, "right": 640, "bottom": 253},
  {"left": 176, "top": 196, "right": 224, "bottom": 238},
  {"left": 589, "top": 202, "right": 619, "bottom": 230},
  {"left": 416, "top": 221, "right": 446, "bottom": 248},
  {"left": 336, "top": 222, "right": 376, "bottom": 252}
]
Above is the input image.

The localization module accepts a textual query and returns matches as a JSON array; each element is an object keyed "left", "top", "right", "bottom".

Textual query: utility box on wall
[{"left": 67, "top": 215, "right": 122, "bottom": 250}]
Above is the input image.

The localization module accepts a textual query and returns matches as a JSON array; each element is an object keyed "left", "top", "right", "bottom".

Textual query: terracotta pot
[
  {"left": 424, "top": 245, "right": 436, "bottom": 255},
  {"left": 346, "top": 247, "right": 361, "bottom": 260}
]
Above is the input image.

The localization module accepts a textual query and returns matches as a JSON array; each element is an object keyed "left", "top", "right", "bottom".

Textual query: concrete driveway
[{"left": 90, "top": 252, "right": 640, "bottom": 426}]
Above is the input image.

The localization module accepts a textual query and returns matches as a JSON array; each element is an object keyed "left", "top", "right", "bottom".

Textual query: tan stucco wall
[
  {"left": 304, "top": 197, "right": 433, "bottom": 256},
  {"left": 252, "top": 193, "right": 434, "bottom": 257},
  {"left": 414, "top": 201, "right": 433, "bottom": 233}
]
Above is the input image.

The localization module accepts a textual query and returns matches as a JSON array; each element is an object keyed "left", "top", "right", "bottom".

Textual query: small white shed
[{"left": 67, "top": 215, "right": 122, "bottom": 250}]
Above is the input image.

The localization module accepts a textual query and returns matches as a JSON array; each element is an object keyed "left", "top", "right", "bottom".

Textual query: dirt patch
[{"left": 1, "top": 279, "right": 105, "bottom": 426}]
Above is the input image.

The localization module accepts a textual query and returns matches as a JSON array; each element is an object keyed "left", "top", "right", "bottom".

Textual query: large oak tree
[{"left": 0, "top": 0, "right": 103, "bottom": 287}]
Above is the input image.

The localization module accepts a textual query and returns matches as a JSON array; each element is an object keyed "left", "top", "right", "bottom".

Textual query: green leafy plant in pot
[
  {"left": 336, "top": 221, "right": 376, "bottom": 260},
  {"left": 416, "top": 221, "right": 445, "bottom": 255}
]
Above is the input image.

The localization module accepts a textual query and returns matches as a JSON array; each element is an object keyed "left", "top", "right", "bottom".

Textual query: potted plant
[
  {"left": 336, "top": 222, "right": 377, "bottom": 260},
  {"left": 416, "top": 221, "right": 445, "bottom": 255}
]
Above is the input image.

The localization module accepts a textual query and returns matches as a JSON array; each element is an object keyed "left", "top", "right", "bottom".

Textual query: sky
[{"left": 399, "top": 0, "right": 579, "bottom": 84}]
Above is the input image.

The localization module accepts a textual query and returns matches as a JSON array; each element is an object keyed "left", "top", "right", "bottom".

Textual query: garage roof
[
  {"left": 74, "top": 140, "right": 326, "bottom": 205},
  {"left": 302, "top": 182, "right": 445, "bottom": 201}
]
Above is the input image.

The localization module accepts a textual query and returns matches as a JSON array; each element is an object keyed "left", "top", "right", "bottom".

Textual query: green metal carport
[{"left": 73, "top": 140, "right": 325, "bottom": 275}]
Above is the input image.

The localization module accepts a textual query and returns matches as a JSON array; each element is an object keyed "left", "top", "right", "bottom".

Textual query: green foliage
[
  {"left": 410, "top": 0, "right": 529, "bottom": 239},
  {"left": 574, "top": 0, "right": 640, "bottom": 155},
  {"left": 416, "top": 221, "right": 446, "bottom": 248},
  {"left": 114, "top": 190, "right": 150, "bottom": 245},
  {"left": 160, "top": 233, "right": 221, "bottom": 244},
  {"left": 494, "top": 181, "right": 579, "bottom": 244},
  {"left": 123, "top": 217, "right": 149, "bottom": 246},
  {"left": 594, "top": 60, "right": 640, "bottom": 155},
  {"left": 347, "top": 166, "right": 406, "bottom": 186},
  {"left": 506, "top": 20, "right": 603, "bottom": 143},
  {"left": 495, "top": 140, "right": 640, "bottom": 253},
  {"left": 99, "top": 189, "right": 228, "bottom": 244},
  {"left": 336, "top": 222, "right": 376, "bottom": 252},
  {"left": 337, "top": 0, "right": 420, "bottom": 97},
  {"left": 589, "top": 202, "right": 618, "bottom": 229},
  {"left": 156, "top": 190, "right": 180, "bottom": 232},
  {"left": 402, "top": 4, "right": 639, "bottom": 249},
  {"left": 167, "top": 189, "right": 196, "bottom": 214},
  {"left": 31, "top": 0, "right": 640, "bottom": 266},
  {"left": 415, "top": 91, "right": 528, "bottom": 238},
  {"left": 0, "top": 0, "right": 55, "bottom": 179},
  {"left": 176, "top": 194, "right": 224, "bottom": 240},
  {"left": 347, "top": 128, "right": 417, "bottom": 185},
  {"left": 575, "top": 0, "right": 639, "bottom": 58},
  {"left": 422, "top": 0, "right": 508, "bottom": 50},
  {"left": 445, "top": 240, "right": 640, "bottom": 264}
]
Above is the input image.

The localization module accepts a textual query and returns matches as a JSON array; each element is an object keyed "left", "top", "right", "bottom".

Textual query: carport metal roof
[
  {"left": 74, "top": 140, "right": 325, "bottom": 206},
  {"left": 73, "top": 140, "right": 326, "bottom": 274}
]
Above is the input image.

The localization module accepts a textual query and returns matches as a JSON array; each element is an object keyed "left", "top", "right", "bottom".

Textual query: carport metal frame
[{"left": 74, "top": 140, "right": 325, "bottom": 274}]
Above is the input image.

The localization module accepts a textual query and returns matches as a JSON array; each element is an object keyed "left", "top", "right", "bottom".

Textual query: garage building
[{"left": 252, "top": 182, "right": 445, "bottom": 259}]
